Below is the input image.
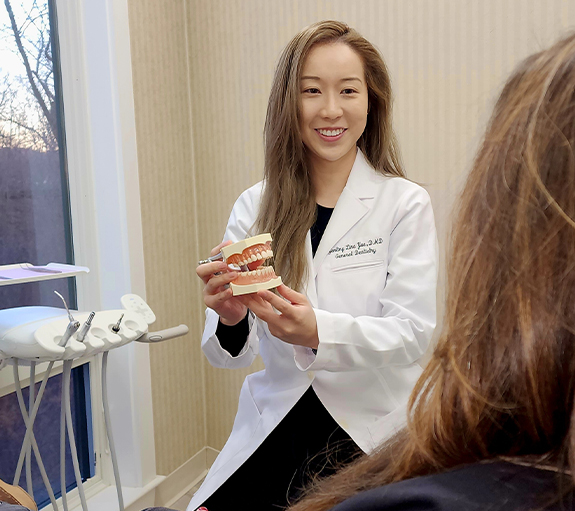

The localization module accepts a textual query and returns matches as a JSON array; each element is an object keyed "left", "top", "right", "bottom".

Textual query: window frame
[{"left": 55, "top": 0, "right": 160, "bottom": 503}]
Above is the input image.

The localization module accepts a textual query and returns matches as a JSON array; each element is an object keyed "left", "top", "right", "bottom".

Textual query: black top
[
  {"left": 216, "top": 204, "right": 334, "bottom": 356},
  {"left": 330, "top": 461, "right": 574, "bottom": 511},
  {"left": 311, "top": 204, "right": 334, "bottom": 255}
]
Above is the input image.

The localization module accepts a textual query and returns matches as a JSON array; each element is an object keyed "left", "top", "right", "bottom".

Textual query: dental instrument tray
[
  {"left": 221, "top": 233, "right": 282, "bottom": 296},
  {"left": 0, "top": 263, "right": 89, "bottom": 286}
]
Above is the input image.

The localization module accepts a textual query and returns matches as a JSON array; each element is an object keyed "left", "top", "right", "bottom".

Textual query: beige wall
[
  {"left": 128, "top": 0, "right": 575, "bottom": 474},
  {"left": 128, "top": 0, "right": 206, "bottom": 475}
]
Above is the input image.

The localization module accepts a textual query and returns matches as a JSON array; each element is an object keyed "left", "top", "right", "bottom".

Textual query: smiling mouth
[
  {"left": 315, "top": 128, "right": 346, "bottom": 137},
  {"left": 221, "top": 233, "right": 282, "bottom": 296}
]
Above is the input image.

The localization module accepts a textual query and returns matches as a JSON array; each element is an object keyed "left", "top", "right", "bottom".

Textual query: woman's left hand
[{"left": 239, "top": 284, "right": 319, "bottom": 349}]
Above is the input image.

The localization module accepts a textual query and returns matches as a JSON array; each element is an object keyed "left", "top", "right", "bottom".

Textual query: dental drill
[
  {"left": 58, "top": 320, "right": 81, "bottom": 347},
  {"left": 197, "top": 252, "right": 225, "bottom": 265},
  {"left": 54, "top": 291, "right": 81, "bottom": 347},
  {"left": 76, "top": 312, "right": 95, "bottom": 342},
  {"left": 111, "top": 313, "right": 124, "bottom": 334}
]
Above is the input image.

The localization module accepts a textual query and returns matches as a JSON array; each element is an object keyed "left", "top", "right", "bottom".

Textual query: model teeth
[
  {"left": 318, "top": 128, "right": 344, "bottom": 137},
  {"left": 226, "top": 243, "right": 275, "bottom": 268}
]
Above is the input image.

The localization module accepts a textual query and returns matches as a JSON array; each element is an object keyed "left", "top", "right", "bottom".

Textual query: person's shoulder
[
  {"left": 232, "top": 180, "right": 264, "bottom": 210},
  {"left": 331, "top": 462, "right": 572, "bottom": 511},
  {"left": 237, "top": 180, "right": 264, "bottom": 200},
  {"left": 375, "top": 174, "right": 431, "bottom": 202}
]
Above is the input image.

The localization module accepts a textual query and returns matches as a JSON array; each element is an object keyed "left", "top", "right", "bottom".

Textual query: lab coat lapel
[{"left": 312, "top": 150, "right": 375, "bottom": 277}]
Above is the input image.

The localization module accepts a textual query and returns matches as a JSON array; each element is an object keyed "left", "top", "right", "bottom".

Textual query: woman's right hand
[{"left": 196, "top": 241, "right": 248, "bottom": 326}]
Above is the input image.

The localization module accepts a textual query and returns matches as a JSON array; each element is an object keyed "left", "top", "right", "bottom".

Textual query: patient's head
[
  {"left": 288, "top": 30, "right": 575, "bottom": 511},
  {"left": 434, "top": 30, "right": 575, "bottom": 465}
]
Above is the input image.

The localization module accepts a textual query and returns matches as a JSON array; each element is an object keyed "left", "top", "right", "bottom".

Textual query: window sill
[{"left": 69, "top": 475, "right": 166, "bottom": 511}]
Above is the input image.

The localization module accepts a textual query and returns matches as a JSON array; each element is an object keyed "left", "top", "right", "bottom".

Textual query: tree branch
[
  {"left": 33, "top": 69, "right": 54, "bottom": 102},
  {"left": 3, "top": 0, "right": 56, "bottom": 138}
]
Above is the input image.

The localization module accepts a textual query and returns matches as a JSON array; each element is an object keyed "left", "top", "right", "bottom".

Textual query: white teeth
[
  {"left": 256, "top": 253, "right": 263, "bottom": 260},
  {"left": 249, "top": 254, "right": 256, "bottom": 262},
  {"left": 318, "top": 128, "right": 344, "bottom": 137}
]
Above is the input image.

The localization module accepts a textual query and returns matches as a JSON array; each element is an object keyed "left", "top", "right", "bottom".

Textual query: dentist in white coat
[{"left": 191, "top": 21, "right": 437, "bottom": 511}]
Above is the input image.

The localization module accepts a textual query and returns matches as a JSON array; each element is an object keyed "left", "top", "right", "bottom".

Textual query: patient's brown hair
[
  {"left": 289, "top": 31, "right": 575, "bottom": 511},
  {"left": 256, "top": 20, "right": 404, "bottom": 291}
]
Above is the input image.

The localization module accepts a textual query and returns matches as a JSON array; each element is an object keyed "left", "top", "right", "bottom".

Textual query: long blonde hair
[
  {"left": 289, "top": 31, "right": 575, "bottom": 511},
  {"left": 255, "top": 20, "right": 404, "bottom": 290}
]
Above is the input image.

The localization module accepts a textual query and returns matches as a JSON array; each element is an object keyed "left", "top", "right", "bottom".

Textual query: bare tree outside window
[
  {"left": 1, "top": 0, "right": 57, "bottom": 151},
  {"left": 0, "top": 5, "right": 93, "bottom": 507},
  {"left": 0, "top": 0, "right": 74, "bottom": 310}
]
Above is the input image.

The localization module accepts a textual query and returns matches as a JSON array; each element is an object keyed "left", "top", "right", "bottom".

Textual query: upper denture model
[{"left": 221, "top": 233, "right": 282, "bottom": 296}]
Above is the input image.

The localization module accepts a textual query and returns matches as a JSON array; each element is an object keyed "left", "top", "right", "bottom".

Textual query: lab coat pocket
[
  {"left": 366, "top": 403, "right": 408, "bottom": 453},
  {"left": 325, "top": 258, "right": 388, "bottom": 317},
  {"left": 231, "top": 378, "right": 262, "bottom": 443},
  {"left": 330, "top": 258, "right": 386, "bottom": 273}
]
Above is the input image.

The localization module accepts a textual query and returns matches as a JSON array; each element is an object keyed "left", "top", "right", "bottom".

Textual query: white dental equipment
[{"left": 0, "top": 264, "right": 189, "bottom": 511}]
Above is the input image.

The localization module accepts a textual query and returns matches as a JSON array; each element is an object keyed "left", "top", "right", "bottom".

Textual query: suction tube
[{"left": 102, "top": 351, "right": 125, "bottom": 511}]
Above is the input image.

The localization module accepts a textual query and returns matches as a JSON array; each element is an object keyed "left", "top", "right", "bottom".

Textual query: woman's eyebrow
[{"left": 300, "top": 76, "right": 363, "bottom": 83}]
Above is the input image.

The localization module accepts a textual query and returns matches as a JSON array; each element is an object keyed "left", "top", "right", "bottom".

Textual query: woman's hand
[
  {"left": 239, "top": 284, "right": 319, "bottom": 349},
  {"left": 196, "top": 241, "right": 248, "bottom": 325}
]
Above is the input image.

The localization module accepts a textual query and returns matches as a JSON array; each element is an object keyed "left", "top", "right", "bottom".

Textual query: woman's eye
[
  {"left": 303, "top": 88, "right": 320, "bottom": 94},
  {"left": 342, "top": 88, "right": 357, "bottom": 95}
]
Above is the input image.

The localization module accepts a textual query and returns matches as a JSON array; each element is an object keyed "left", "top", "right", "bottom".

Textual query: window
[
  {"left": 4, "top": 0, "right": 159, "bottom": 507},
  {"left": 0, "top": 1, "right": 94, "bottom": 506},
  {"left": 0, "top": 0, "right": 74, "bottom": 309}
]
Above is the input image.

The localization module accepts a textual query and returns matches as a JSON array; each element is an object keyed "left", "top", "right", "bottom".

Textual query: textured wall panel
[
  {"left": 128, "top": 0, "right": 206, "bottom": 475},
  {"left": 187, "top": 0, "right": 575, "bottom": 450}
]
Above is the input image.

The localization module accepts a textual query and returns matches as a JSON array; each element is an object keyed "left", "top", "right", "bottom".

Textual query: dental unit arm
[
  {"left": 198, "top": 233, "right": 282, "bottom": 296},
  {"left": 0, "top": 289, "right": 189, "bottom": 511}
]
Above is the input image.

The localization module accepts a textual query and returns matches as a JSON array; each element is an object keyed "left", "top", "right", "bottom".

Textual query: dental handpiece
[
  {"left": 76, "top": 312, "right": 95, "bottom": 342},
  {"left": 59, "top": 320, "right": 81, "bottom": 347},
  {"left": 197, "top": 253, "right": 223, "bottom": 266},
  {"left": 198, "top": 252, "right": 249, "bottom": 272},
  {"left": 111, "top": 314, "right": 124, "bottom": 334}
]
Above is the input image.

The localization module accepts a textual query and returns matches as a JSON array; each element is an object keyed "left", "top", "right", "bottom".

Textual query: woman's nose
[{"left": 320, "top": 94, "right": 343, "bottom": 119}]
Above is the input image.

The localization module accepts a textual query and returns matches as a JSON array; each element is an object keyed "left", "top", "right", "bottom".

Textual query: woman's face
[{"left": 299, "top": 42, "right": 369, "bottom": 168}]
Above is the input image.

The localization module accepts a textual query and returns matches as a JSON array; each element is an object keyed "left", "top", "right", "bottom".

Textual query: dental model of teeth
[{"left": 221, "top": 233, "right": 282, "bottom": 296}]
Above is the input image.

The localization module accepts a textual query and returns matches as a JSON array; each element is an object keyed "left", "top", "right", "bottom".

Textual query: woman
[
  {"left": 288, "top": 31, "right": 575, "bottom": 511},
  {"left": 192, "top": 20, "right": 437, "bottom": 511}
]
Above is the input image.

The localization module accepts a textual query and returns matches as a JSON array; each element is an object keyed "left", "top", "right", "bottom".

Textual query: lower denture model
[{"left": 221, "top": 233, "right": 282, "bottom": 296}]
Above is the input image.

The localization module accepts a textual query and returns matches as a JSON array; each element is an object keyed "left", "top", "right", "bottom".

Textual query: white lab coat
[{"left": 188, "top": 149, "right": 437, "bottom": 510}]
